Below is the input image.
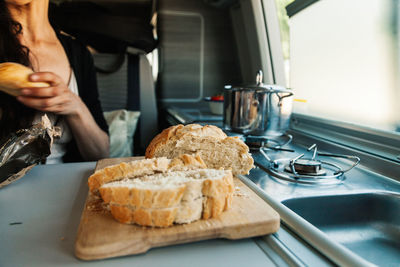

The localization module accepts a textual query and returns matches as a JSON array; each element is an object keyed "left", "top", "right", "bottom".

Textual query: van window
[{"left": 274, "top": 0, "right": 400, "bottom": 133}]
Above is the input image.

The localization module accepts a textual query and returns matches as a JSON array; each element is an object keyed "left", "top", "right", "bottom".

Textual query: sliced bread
[
  {"left": 145, "top": 124, "right": 254, "bottom": 175},
  {"left": 99, "top": 169, "right": 234, "bottom": 227},
  {"left": 88, "top": 154, "right": 207, "bottom": 193}
]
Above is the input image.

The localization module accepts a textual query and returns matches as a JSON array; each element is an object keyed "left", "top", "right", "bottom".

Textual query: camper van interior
[{"left": 1, "top": 0, "right": 399, "bottom": 266}]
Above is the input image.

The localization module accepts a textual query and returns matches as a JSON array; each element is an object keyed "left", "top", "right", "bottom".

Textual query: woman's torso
[
  {"left": 21, "top": 30, "right": 71, "bottom": 84},
  {"left": 23, "top": 31, "right": 77, "bottom": 163},
  {"left": 37, "top": 70, "right": 79, "bottom": 164}
]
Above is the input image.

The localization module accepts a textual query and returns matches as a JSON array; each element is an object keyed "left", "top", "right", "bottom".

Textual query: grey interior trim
[
  {"left": 231, "top": 0, "right": 285, "bottom": 85},
  {"left": 290, "top": 113, "right": 400, "bottom": 164},
  {"left": 257, "top": 235, "right": 305, "bottom": 266},
  {"left": 95, "top": 53, "right": 129, "bottom": 112},
  {"left": 158, "top": 10, "right": 204, "bottom": 102},
  {"left": 237, "top": 174, "right": 376, "bottom": 267},
  {"left": 264, "top": 226, "right": 336, "bottom": 267},
  {"left": 254, "top": 238, "right": 289, "bottom": 267},
  {"left": 247, "top": 0, "right": 274, "bottom": 84},
  {"left": 127, "top": 46, "right": 147, "bottom": 55},
  {"left": 230, "top": 4, "right": 253, "bottom": 82},
  {"left": 138, "top": 53, "right": 159, "bottom": 146},
  {"left": 261, "top": 0, "right": 286, "bottom": 86},
  {"left": 230, "top": 0, "right": 274, "bottom": 83},
  {"left": 286, "top": 0, "right": 320, "bottom": 17}
]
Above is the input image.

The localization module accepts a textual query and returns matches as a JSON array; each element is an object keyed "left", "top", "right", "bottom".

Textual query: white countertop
[{"left": 0, "top": 162, "right": 275, "bottom": 267}]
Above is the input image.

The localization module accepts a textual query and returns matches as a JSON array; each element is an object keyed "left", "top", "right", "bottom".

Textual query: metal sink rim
[{"left": 280, "top": 191, "right": 400, "bottom": 267}]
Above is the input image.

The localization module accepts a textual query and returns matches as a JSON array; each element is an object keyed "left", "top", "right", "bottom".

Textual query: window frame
[{"left": 259, "top": 0, "right": 400, "bottom": 163}]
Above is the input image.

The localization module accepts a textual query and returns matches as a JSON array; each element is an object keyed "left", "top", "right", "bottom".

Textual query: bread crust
[
  {"left": 99, "top": 184, "right": 187, "bottom": 209},
  {"left": 202, "top": 173, "right": 234, "bottom": 219},
  {"left": 100, "top": 169, "right": 234, "bottom": 227},
  {"left": 168, "top": 154, "right": 207, "bottom": 171},
  {"left": 89, "top": 154, "right": 234, "bottom": 228},
  {"left": 88, "top": 155, "right": 207, "bottom": 193},
  {"left": 88, "top": 158, "right": 169, "bottom": 193},
  {"left": 145, "top": 124, "right": 254, "bottom": 175},
  {"left": 109, "top": 204, "right": 178, "bottom": 227},
  {"left": 145, "top": 124, "right": 227, "bottom": 158},
  {"left": 175, "top": 198, "right": 203, "bottom": 224},
  {"left": 0, "top": 62, "right": 50, "bottom": 96}
]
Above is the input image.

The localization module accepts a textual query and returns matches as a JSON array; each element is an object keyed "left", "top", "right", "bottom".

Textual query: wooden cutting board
[{"left": 75, "top": 157, "right": 280, "bottom": 260}]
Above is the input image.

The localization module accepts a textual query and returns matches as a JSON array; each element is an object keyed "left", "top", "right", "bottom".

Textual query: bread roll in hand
[{"left": 0, "top": 62, "right": 50, "bottom": 96}]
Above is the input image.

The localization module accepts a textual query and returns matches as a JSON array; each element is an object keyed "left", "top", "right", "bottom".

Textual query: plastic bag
[{"left": 0, "top": 115, "right": 60, "bottom": 188}]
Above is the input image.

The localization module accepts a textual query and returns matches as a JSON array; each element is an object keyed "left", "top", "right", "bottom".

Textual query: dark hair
[{"left": 0, "top": 1, "right": 35, "bottom": 141}]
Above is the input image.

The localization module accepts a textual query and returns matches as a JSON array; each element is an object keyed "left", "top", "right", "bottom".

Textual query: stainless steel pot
[{"left": 223, "top": 70, "right": 293, "bottom": 136}]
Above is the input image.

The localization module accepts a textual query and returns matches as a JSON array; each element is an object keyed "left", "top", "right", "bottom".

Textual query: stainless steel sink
[
  {"left": 282, "top": 192, "right": 400, "bottom": 267},
  {"left": 244, "top": 133, "right": 400, "bottom": 266}
]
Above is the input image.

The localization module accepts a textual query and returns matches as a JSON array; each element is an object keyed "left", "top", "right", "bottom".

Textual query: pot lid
[{"left": 224, "top": 70, "right": 291, "bottom": 93}]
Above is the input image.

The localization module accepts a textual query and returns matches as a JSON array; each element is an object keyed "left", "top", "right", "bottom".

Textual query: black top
[{"left": 57, "top": 33, "right": 109, "bottom": 162}]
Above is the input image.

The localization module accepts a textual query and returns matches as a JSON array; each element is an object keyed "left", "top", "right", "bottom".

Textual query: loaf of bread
[
  {"left": 145, "top": 124, "right": 254, "bottom": 175},
  {"left": 0, "top": 62, "right": 50, "bottom": 96},
  {"left": 99, "top": 169, "right": 234, "bottom": 227},
  {"left": 88, "top": 154, "right": 207, "bottom": 193}
]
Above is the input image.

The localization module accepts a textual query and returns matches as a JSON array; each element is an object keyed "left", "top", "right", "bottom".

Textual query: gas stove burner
[
  {"left": 244, "top": 133, "right": 293, "bottom": 151},
  {"left": 284, "top": 158, "right": 327, "bottom": 176},
  {"left": 268, "top": 157, "right": 346, "bottom": 185},
  {"left": 259, "top": 144, "right": 361, "bottom": 185}
]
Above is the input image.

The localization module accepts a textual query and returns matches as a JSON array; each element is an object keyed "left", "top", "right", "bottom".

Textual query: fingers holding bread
[
  {"left": 0, "top": 62, "right": 50, "bottom": 96},
  {"left": 28, "top": 71, "right": 63, "bottom": 86}
]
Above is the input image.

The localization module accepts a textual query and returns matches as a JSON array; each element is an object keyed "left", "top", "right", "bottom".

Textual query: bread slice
[
  {"left": 99, "top": 169, "right": 234, "bottom": 227},
  {"left": 108, "top": 205, "right": 179, "bottom": 228},
  {"left": 100, "top": 174, "right": 188, "bottom": 209},
  {"left": 145, "top": 124, "right": 254, "bottom": 175},
  {"left": 88, "top": 154, "right": 207, "bottom": 193},
  {"left": 0, "top": 62, "right": 50, "bottom": 96}
]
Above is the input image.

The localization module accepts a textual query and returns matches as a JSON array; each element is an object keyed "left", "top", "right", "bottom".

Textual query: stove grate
[{"left": 259, "top": 144, "right": 360, "bottom": 185}]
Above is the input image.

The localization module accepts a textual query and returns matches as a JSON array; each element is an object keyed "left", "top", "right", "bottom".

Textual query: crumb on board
[
  {"left": 233, "top": 192, "right": 249, "bottom": 197},
  {"left": 60, "top": 237, "right": 65, "bottom": 241},
  {"left": 86, "top": 198, "right": 109, "bottom": 213},
  {"left": 233, "top": 186, "right": 249, "bottom": 197}
]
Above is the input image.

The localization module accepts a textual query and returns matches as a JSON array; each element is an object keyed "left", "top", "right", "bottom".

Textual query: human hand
[{"left": 16, "top": 72, "right": 83, "bottom": 115}]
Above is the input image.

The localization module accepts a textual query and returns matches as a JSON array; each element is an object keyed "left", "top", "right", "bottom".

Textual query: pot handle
[
  {"left": 256, "top": 70, "right": 263, "bottom": 85},
  {"left": 277, "top": 91, "right": 293, "bottom": 107},
  {"left": 279, "top": 91, "right": 294, "bottom": 99},
  {"left": 255, "top": 70, "right": 293, "bottom": 94},
  {"left": 269, "top": 85, "right": 293, "bottom": 95}
]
